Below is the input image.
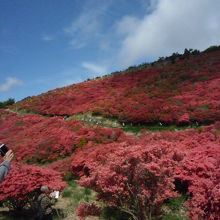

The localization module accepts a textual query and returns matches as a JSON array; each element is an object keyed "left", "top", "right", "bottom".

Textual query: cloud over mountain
[
  {"left": 0, "top": 77, "right": 23, "bottom": 92},
  {"left": 117, "top": 0, "right": 220, "bottom": 67},
  {"left": 82, "top": 62, "right": 107, "bottom": 75}
]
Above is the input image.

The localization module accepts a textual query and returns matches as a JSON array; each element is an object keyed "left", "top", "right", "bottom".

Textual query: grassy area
[
  {"left": 65, "top": 179, "right": 93, "bottom": 204},
  {"left": 68, "top": 112, "right": 200, "bottom": 135},
  {"left": 122, "top": 124, "right": 195, "bottom": 134},
  {"left": 160, "top": 195, "right": 189, "bottom": 220},
  {"left": 57, "top": 179, "right": 97, "bottom": 218}
]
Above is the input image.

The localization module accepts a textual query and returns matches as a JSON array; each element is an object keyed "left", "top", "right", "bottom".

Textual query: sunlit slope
[{"left": 14, "top": 49, "right": 220, "bottom": 124}]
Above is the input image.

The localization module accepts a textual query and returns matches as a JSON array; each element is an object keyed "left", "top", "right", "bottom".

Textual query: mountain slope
[{"left": 14, "top": 48, "right": 220, "bottom": 124}]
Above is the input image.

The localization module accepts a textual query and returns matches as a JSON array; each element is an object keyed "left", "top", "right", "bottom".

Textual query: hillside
[
  {"left": 13, "top": 48, "right": 220, "bottom": 125},
  {"left": 0, "top": 47, "right": 219, "bottom": 220},
  {"left": 0, "top": 108, "right": 219, "bottom": 220}
]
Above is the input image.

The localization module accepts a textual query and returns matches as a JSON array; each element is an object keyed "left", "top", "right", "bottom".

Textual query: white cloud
[
  {"left": 64, "top": 12, "right": 100, "bottom": 36},
  {"left": 42, "top": 35, "right": 54, "bottom": 41},
  {"left": 116, "top": 16, "right": 140, "bottom": 36},
  {"left": 82, "top": 62, "right": 107, "bottom": 75},
  {"left": 0, "top": 77, "right": 23, "bottom": 92},
  {"left": 68, "top": 40, "right": 86, "bottom": 49},
  {"left": 64, "top": 1, "right": 110, "bottom": 49},
  {"left": 117, "top": 0, "right": 220, "bottom": 67}
]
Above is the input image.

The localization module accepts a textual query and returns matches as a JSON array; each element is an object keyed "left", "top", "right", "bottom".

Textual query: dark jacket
[
  {"left": 37, "top": 193, "right": 56, "bottom": 216},
  {"left": 0, "top": 161, "right": 10, "bottom": 183}
]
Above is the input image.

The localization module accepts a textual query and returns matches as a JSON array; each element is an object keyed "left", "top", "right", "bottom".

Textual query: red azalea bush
[
  {"left": 71, "top": 142, "right": 181, "bottom": 220},
  {"left": 178, "top": 113, "right": 190, "bottom": 124},
  {"left": 139, "top": 123, "right": 220, "bottom": 219},
  {"left": 46, "top": 157, "right": 72, "bottom": 177},
  {"left": 0, "top": 162, "right": 66, "bottom": 210},
  {"left": 175, "top": 142, "right": 220, "bottom": 220},
  {"left": 138, "top": 123, "right": 220, "bottom": 219},
  {"left": 75, "top": 202, "right": 101, "bottom": 220}
]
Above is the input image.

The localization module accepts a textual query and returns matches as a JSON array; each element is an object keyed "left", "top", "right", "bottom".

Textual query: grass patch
[
  {"left": 62, "top": 188, "right": 72, "bottom": 198},
  {"left": 122, "top": 124, "right": 192, "bottom": 134},
  {"left": 15, "top": 121, "right": 24, "bottom": 126},
  {"left": 67, "top": 179, "right": 78, "bottom": 188},
  {"left": 167, "top": 195, "right": 187, "bottom": 211},
  {"left": 62, "top": 180, "right": 95, "bottom": 210},
  {"left": 161, "top": 195, "right": 189, "bottom": 220}
]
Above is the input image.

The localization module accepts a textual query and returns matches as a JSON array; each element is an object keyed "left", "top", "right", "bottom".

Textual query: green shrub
[
  {"left": 0, "top": 98, "right": 15, "bottom": 108},
  {"left": 203, "top": 45, "right": 220, "bottom": 53}
]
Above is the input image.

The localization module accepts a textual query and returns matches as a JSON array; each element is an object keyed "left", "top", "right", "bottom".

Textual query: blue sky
[{"left": 1, "top": 0, "right": 220, "bottom": 102}]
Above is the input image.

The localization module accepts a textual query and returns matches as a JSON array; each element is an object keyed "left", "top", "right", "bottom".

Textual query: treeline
[
  {"left": 85, "top": 45, "right": 220, "bottom": 81},
  {"left": 0, "top": 98, "right": 15, "bottom": 108},
  {"left": 120, "top": 45, "right": 220, "bottom": 74}
]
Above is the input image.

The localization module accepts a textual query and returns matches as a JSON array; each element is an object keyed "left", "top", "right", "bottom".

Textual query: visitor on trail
[
  {"left": 0, "top": 144, "right": 14, "bottom": 183},
  {"left": 35, "top": 185, "right": 57, "bottom": 220},
  {"left": 63, "top": 115, "right": 68, "bottom": 120}
]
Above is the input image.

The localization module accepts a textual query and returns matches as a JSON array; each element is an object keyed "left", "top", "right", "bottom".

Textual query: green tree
[{"left": 0, "top": 98, "right": 15, "bottom": 108}]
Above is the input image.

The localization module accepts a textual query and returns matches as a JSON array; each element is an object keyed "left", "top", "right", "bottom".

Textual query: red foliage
[
  {"left": 75, "top": 202, "right": 101, "bottom": 220},
  {"left": 0, "top": 162, "right": 66, "bottom": 210},
  {"left": 0, "top": 110, "right": 126, "bottom": 162},
  {"left": 178, "top": 113, "right": 190, "bottom": 124},
  {"left": 71, "top": 142, "right": 180, "bottom": 219},
  {"left": 46, "top": 157, "right": 72, "bottom": 177},
  {"left": 175, "top": 142, "right": 220, "bottom": 220},
  {"left": 13, "top": 50, "right": 220, "bottom": 124},
  {"left": 71, "top": 122, "right": 220, "bottom": 219}
]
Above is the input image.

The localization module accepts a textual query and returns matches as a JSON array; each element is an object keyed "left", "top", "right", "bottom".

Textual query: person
[
  {"left": 0, "top": 150, "right": 14, "bottom": 183},
  {"left": 36, "top": 185, "right": 56, "bottom": 220}
]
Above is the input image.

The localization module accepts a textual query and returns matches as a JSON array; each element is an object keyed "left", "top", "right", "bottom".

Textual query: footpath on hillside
[{"left": 6, "top": 108, "right": 200, "bottom": 135}]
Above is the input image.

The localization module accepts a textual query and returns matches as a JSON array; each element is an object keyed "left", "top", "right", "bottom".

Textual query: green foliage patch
[
  {"left": 122, "top": 124, "right": 192, "bottom": 134},
  {"left": 0, "top": 98, "right": 15, "bottom": 108}
]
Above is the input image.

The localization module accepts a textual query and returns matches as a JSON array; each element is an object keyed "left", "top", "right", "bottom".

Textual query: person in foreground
[
  {"left": 0, "top": 150, "right": 14, "bottom": 183},
  {"left": 36, "top": 185, "right": 56, "bottom": 220}
]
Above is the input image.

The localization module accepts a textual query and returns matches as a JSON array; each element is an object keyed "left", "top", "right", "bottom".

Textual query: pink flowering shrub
[
  {"left": 75, "top": 202, "right": 101, "bottom": 220},
  {"left": 46, "top": 157, "right": 72, "bottom": 177},
  {"left": 178, "top": 113, "right": 190, "bottom": 124},
  {"left": 175, "top": 142, "right": 220, "bottom": 220},
  {"left": 0, "top": 162, "right": 66, "bottom": 210},
  {"left": 71, "top": 142, "right": 181, "bottom": 220}
]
